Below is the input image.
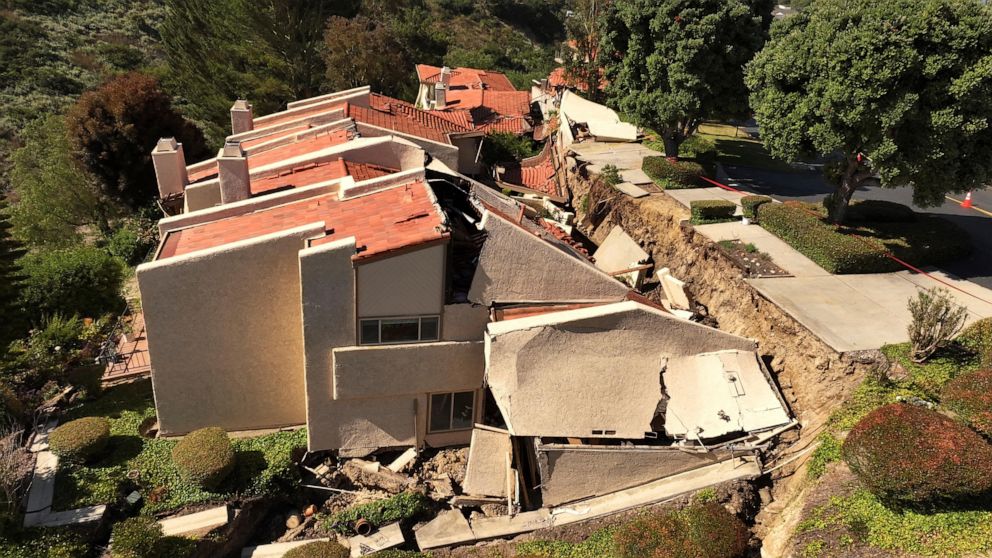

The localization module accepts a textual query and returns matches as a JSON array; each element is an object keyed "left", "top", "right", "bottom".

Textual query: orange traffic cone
[{"left": 962, "top": 192, "right": 974, "bottom": 209}]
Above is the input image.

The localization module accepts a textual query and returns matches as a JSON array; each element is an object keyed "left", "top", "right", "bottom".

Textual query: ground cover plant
[
  {"left": 321, "top": 491, "right": 430, "bottom": 534},
  {"left": 52, "top": 380, "right": 307, "bottom": 514},
  {"left": 517, "top": 501, "right": 748, "bottom": 558},
  {"left": 942, "top": 370, "right": 992, "bottom": 438}
]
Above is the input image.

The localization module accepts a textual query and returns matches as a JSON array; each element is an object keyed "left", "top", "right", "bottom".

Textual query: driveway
[{"left": 721, "top": 165, "right": 992, "bottom": 290}]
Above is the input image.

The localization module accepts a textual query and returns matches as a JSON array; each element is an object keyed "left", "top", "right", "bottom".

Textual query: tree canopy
[
  {"left": 746, "top": 0, "right": 992, "bottom": 223},
  {"left": 0, "top": 201, "right": 26, "bottom": 352},
  {"left": 10, "top": 116, "right": 115, "bottom": 247},
  {"left": 67, "top": 72, "right": 209, "bottom": 209},
  {"left": 600, "top": 0, "right": 772, "bottom": 157}
]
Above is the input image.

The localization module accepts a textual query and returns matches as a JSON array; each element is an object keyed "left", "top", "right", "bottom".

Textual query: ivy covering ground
[{"left": 53, "top": 381, "right": 306, "bottom": 514}]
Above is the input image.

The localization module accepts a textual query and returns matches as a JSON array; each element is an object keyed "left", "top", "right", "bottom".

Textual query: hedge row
[
  {"left": 842, "top": 403, "right": 992, "bottom": 507},
  {"left": 642, "top": 156, "right": 704, "bottom": 189},
  {"left": 690, "top": 200, "right": 737, "bottom": 225},
  {"left": 741, "top": 195, "right": 772, "bottom": 220},
  {"left": 757, "top": 202, "right": 897, "bottom": 274}
]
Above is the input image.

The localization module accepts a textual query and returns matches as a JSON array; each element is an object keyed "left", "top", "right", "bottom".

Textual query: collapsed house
[{"left": 137, "top": 76, "right": 793, "bottom": 544}]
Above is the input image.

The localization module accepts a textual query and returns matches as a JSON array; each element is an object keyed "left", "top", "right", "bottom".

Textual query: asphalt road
[{"left": 721, "top": 165, "right": 992, "bottom": 290}]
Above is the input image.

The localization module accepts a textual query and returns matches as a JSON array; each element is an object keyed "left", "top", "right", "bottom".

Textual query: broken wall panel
[
  {"left": 485, "top": 301, "right": 757, "bottom": 439},
  {"left": 462, "top": 427, "right": 513, "bottom": 498},
  {"left": 664, "top": 350, "right": 792, "bottom": 440},
  {"left": 535, "top": 442, "right": 735, "bottom": 506}
]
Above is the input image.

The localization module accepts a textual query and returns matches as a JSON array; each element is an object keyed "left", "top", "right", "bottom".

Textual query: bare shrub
[{"left": 908, "top": 287, "right": 967, "bottom": 363}]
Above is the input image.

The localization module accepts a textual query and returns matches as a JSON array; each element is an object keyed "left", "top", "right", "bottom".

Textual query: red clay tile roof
[
  {"left": 187, "top": 129, "right": 355, "bottom": 188},
  {"left": 416, "top": 65, "right": 516, "bottom": 91},
  {"left": 159, "top": 181, "right": 445, "bottom": 260},
  {"left": 349, "top": 95, "right": 472, "bottom": 143},
  {"left": 249, "top": 159, "right": 349, "bottom": 195},
  {"left": 344, "top": 160, "right": 396, "bottom": 182},
  {"left": 538, "top": 218, "right": 589, "bottom": 258},
  {"left": 496, "top": 142, "right": 561, "bottom": 198},
  {"left": 240, "top": 125, "right": 308, "bottom": 149},
  {"left": 254, "top": 102, "right": 347, "bottom": 130},
  {"left": 547, "top": 66, "right": 607, "bottom": 92}
]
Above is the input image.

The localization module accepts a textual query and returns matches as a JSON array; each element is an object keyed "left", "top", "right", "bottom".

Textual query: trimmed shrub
[
  {"left": 171, "top": 426, "right": 235, "bottom": 490},
  {"left": 111, "top": 516, "right": 162, "bottom": 558},
  {"left": 757, "top": 202, "right": 895, "bottom": 274},
  {"left": 959, "top": 317, "right": 992, "bottom": 369},
  {"left": 846, "top": 199, "right": 917, "bottom": 223},
  {"left": 842, "top": 403, "right": 992, "bottom": 507},
  {"left": 49, "top": 416, "right": 110, "bottom": 462},
  {"left": 690, "top": 200, "right": 737, "bottom": 225},
  {"left": 642, "top": 156, "right": 704, "bottom": 189},
  {"left": 283, "top": 541, "right": 350, "bottom": 558},
  {"left": 741, "top": 195, "right": 772, "bottom": 220},
  {"left": 324, "top": 491, "right": 430, "bottom": 534},
  {"left": 942, "top": 370, "right": 992, "bottom": 437},
  {"left": 614, "top": 502, "right": 749, "bottom": 558}
]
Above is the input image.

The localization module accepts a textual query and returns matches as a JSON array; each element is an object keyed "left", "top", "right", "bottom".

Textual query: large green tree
[
  {"left": 0, "top": 201, "right": 26, "bottom": 352},
  {"left": 161, "top": 0, "right": 359, "bottom": 137},
  {"left": 747, "top": 0, "right": 992, "bottom": 223},
  {"left": 67, "top": 72, "right": 209, "bottom": 209},
  {"left": 564, "top": 0, "right": 605, "bottom": 102},
  {"left": 600, "top": 0, "right": 773, "bottom": 157},
  {"left": 10, "top": 116, "right": 115, "bottom": 247}
]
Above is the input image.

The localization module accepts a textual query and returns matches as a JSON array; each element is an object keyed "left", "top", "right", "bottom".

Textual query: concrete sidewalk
[{"left": 693, "top": 220, "right": 992, "bottom": 352}]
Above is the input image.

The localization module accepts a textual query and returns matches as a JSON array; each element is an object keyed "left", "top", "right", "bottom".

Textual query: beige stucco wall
[
  {"left": 463, "top": 428, "right": 512, "bottom": 498},
  {"left": 183, "top": 180, "right": 222, "bottom": 212},
  {"left": 355, "top": 122, "right": 460, "bottom": 172},
  {"left": 302, "top": 239, "right": 474, "bottom": 453},
  {"left": 536, "top": 445, "right": 734, "bottom": 506},
  {"left": 138, "top": 223, "right": 325, "bottom": 435},
  {"left": 356, "top": 243, "right": 445, "bottom": 318},
  {"left": 452, "top": 136, "right": 483, "bottom": 176},
  {"left": 442, "top": 303, "right": 491, "bottom": 342},
  {"left": 468, "top": 211, "right": 629, "bottom": 305},
  {"left": 332, "top": 341, "right": 484, "bottom": 400},
  {"left": 485, "top": 301, "right": 757, "bottom": 439}
]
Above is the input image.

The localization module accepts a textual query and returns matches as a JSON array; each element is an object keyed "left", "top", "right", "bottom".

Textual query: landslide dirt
[{"left": 568, "top": 170, "right": 881, "bottom": 553}]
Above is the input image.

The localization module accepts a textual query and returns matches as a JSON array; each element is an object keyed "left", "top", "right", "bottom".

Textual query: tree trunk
[
  {"left": 663, "top": 134, "right": 681, "bottom": 161},
  {"left": 827, "top": 154, "right": 866, "bottom": 224}
]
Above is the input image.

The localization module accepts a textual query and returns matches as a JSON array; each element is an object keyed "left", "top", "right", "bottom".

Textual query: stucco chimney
[
  {"left": 230, "top": 99, "right": 254, "bottom": 135},
  {"left": 151, "top": 138, "right": 188, "bottom": 199},
  {"left": 440, "top": 66, "right": 452, "bottom": 87},
  {"left": 217, "top": 141, "right": 250, "bottom": 204},
  {"left": 434, "top": 82, "right": 447, "bottom": 110}
]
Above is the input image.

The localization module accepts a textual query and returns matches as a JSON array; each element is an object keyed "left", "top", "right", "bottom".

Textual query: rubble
[{"left": 341, "top": 459, "right": 416, "bottom": 494}]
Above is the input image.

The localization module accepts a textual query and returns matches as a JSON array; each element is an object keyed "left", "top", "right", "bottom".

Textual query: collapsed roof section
[{"left": 484, "top": 300, "right": 782, "bottom": 441}]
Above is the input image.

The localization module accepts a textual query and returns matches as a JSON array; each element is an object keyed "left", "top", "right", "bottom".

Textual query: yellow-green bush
[
  {"left": 49, "top": 416, "right": 110, "bottom": 462},
  {"left": 642, "top": 156, "right": 704, "bottom": 189},
  {"left": 282, "top": 541, "right": 350, "bottom": 558},
  {"left": 960, "top": 318, "right": 992, "bottom": 369},
  {"left": 171, "top": 426, "right": 235, "bottom": 490}
]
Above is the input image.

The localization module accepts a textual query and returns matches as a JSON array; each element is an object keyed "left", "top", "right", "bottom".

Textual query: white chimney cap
[
  {"left": 232, "top": 99, "right": 251, "bottom": 111},
  {"left": 155, "top": 137, "right": 179, "bottom": 152},
  {"left": 220, "top": 141, "right": 245, "bottom": 158},
  {"left": 435, "top": 81, "right": 446, "bottom": 90}
]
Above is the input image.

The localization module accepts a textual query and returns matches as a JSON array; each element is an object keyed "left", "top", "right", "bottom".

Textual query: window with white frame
[
  {"left": 428, "top": 391, "right": 475, "bottom": 433},
  {"left": 359, "top": 315, "right": 440, "bottom": 345}
]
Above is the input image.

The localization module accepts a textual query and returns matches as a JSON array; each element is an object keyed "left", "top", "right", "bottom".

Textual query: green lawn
[
  {"left": 53, "top": 381, "right": 306, "bottom": 514},
  {"left": 643, "top": 123, "right": 799, "bottom": 173}
]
